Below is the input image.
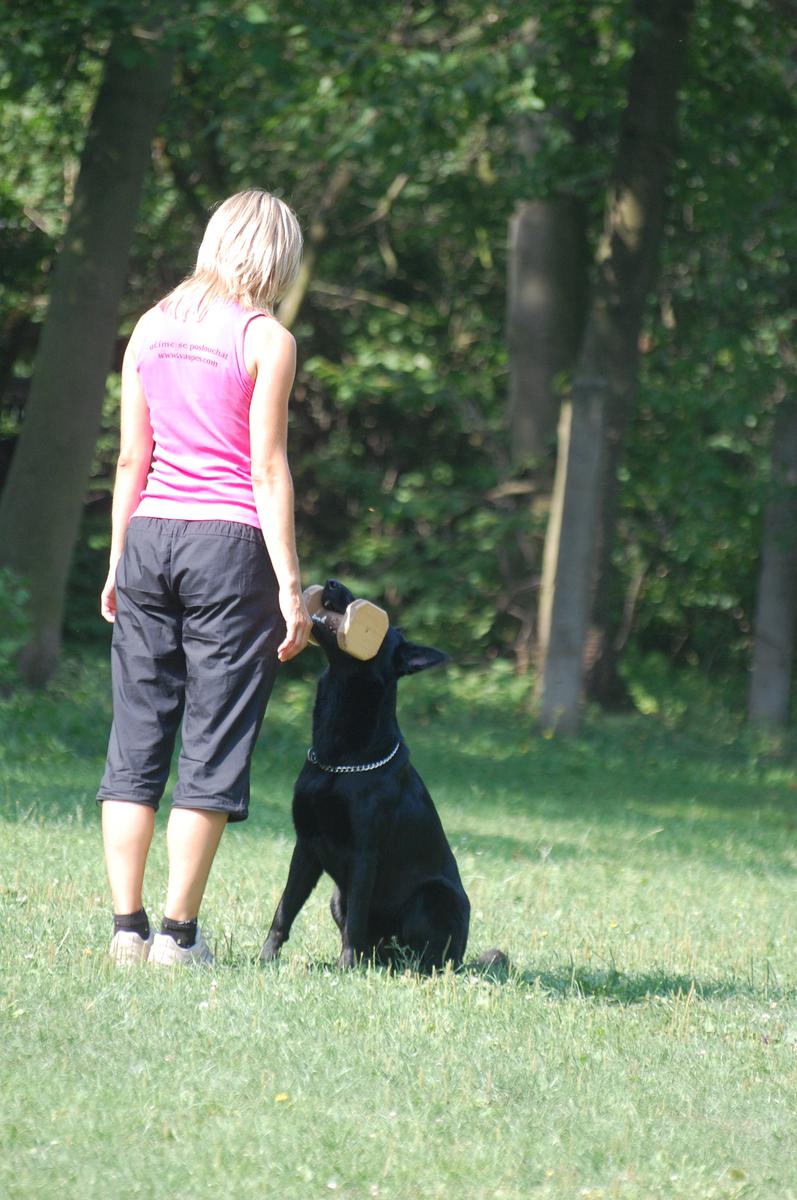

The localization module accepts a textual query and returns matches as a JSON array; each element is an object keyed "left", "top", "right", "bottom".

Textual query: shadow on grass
[
  {"left": 509, "top": 964, "right": 793, "bottom": 1004},
  {"left": 214, "top": 945, "right": 794, "bottom": 1004}
]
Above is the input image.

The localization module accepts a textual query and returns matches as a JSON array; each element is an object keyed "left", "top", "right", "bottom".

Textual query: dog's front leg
[
  {"left": 260, "top": 841, "right": 322, "bottom": 963},
  {"left": 339, "top": 853, "right": 377, "bottom": 969}
]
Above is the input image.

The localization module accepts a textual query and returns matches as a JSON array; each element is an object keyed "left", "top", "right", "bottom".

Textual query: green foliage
[
  {"left": 618, "top": 0, "right": 796, "bottom": 667},
  {"left": 292, "top": 307, "right": 510, "bottom": 654},
  {"left": 1, "top": 0, "right": 796, "bottom": 689}
]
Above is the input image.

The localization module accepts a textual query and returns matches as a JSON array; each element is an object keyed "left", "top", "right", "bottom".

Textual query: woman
[{"left": 96, "top": 188, "right": 312, "bottom": 966}]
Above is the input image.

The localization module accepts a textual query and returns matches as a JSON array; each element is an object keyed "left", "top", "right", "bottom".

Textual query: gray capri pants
[{"left": 96, "top": 517, "right": 283, "bottom": 823}]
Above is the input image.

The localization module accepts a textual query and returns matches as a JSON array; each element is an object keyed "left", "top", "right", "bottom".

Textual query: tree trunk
[
  {"left": 537, "top": 0, "right": 694, "bottom": 734},
  {"left": 504, "top": 195, "right": 590, "bottom": 671},
  {"left": 582, "top": 396, "right": 636, "bottom": 708},
  {"left": 748, "top": 396, "right": 797, "bottom": 727},
  {"left": 278, "top": 112, "right": 381, "bottom": 330},
  {"left": 506, "top": 196, "right": 589, "bottom": 467},
  {"left": 0, "top": 30, "right": 174, "bottom": 686},
  {"left": 278, "top": 162, "right": 354, "bottom": 329},
  {"left": 537, "top": 386, "right": 607, "bottom": 731}
]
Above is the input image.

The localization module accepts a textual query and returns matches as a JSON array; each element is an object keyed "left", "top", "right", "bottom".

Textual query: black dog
[{"left": 260, "top": 579, "right": 470, "bottom": 972}]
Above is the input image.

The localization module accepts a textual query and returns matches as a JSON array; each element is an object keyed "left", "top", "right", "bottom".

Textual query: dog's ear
[{"left": 394, "top": 641, "right": 449, "bottom": 677}]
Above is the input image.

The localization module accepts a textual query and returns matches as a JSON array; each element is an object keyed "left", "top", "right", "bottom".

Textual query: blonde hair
[{"left": 166, "top": 188, "right": 303, "bottom": 318}]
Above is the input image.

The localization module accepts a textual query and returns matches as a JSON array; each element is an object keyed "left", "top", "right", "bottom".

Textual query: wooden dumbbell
[{"left": 303, "top": 585, "right": 389, "bottom": 661}]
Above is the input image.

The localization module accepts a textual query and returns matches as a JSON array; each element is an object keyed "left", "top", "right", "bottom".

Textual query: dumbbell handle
[{"left": 302, "top": 585, "right": 389, "bottom": 660}]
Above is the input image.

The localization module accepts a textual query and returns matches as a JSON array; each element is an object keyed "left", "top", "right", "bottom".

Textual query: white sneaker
[
  {"left": 109, "top": 929, "right": 154, "bottom": 965},
  {"left": 148, "top": 929, "right": 214, "bottom": 967}
]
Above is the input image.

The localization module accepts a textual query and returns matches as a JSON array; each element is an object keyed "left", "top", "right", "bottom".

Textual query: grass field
[{"left": 1, "top": 653, "right": 795, "bottom": 1200}]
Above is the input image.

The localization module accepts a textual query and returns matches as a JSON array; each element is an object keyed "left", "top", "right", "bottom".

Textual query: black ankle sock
[
  {"left": 113, "top": 908, "right": 150, "bottom": 941},
  {"left": 161, "top": 916, "right": 198, "bottom": 949}
]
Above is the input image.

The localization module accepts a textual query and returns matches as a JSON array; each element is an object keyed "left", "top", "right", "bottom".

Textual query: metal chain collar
[{"left": 306, "top": 741, "right": 402, "bottom": 774}]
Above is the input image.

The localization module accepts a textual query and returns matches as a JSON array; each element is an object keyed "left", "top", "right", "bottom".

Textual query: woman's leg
[
  {"left": 156, "top": 523, "right": 280, "bottom": 960},
  {"left": 97, "top": 518, "right": 186, "bottom": 945},
  {"left": 102, "top": 800, "right": 156, "bottom": 914},
  {"left": 163, "top": 808, "right": 229, "bottom": 921}
]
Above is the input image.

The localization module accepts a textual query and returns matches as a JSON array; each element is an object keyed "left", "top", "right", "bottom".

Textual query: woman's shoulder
[
  {"left": 126, "top": 306, "right": 163, "bottom": 358},
  {"left": 132, "top": 302, "right": 170, "bottom": 332},
  {"left": 244, "top": 312, "right": 296, "bottom": 356},
  {"left": 242, "top": 311, "right": 296, "bottom": 380}
]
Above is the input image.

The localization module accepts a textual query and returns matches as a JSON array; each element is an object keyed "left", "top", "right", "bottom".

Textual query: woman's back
[{"left": 134, "top": 298, "right": 267, "bottom": 527}]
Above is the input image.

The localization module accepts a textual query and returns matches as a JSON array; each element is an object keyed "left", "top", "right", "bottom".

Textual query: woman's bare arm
[
  {"left": 246, "top": 316, "right": 311, "bottom": 661},
  {"left": 100, "top": 329, "right": 153, "bottom": 622}
]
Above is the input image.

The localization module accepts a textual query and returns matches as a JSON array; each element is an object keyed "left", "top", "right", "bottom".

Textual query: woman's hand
[
  {"left": 277, "top": 586, "right": 312, "bottom": 662},
  {"left": 100, "top": 563, "right": 119, "bottom": 623}
]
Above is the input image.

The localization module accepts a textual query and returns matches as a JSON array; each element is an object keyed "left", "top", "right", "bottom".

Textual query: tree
[
  {"left": 0, "top": 26, "right": 174, "bottom": 685},
  {"left": 616, "top": 0, "right": 796, "bottom": 680},
  {"left": 506, "top": 115, "right": 591, "bottom": 472},
  {"left": 2, "top": 0, "right": 793, "bottom": 693},
  {"left": 537, "top": 0, "right": 695, "bottom": 733},
  {"left": 748, "top": 394, "right": 797, "bottom": 726}
]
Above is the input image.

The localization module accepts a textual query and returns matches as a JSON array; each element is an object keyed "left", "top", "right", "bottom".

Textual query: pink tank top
[{"left": 133, "top": 298, "right": 267, "bottom": 527}]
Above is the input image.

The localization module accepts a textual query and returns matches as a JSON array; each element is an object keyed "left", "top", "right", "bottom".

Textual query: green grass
[{"left": 1, "top": 654, "right": 796, "bottom": 1200}]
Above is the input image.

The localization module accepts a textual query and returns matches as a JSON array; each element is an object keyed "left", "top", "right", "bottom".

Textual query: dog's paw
[{"left": 259, "top": 937, "right": 282, "bottom": 965}]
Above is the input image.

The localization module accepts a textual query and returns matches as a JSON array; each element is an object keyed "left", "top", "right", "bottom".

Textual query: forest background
[{"left": 0, "top": 0, "right": 794, "bottom": 733}]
